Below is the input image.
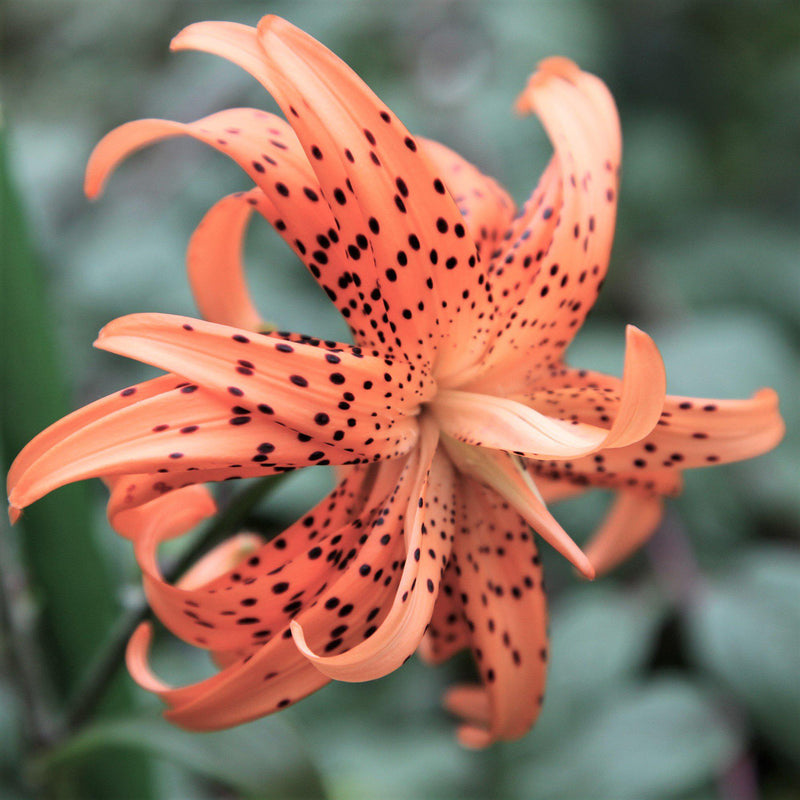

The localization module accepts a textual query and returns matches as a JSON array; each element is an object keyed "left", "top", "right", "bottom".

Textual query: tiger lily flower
[{"left": 7, "top": 16, "right": 784, "bottom": 747}]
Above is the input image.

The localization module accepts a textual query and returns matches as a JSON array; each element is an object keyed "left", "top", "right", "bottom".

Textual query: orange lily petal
[
  {"left": 585, "top": 491, "right": 665, "bottom": 576},
  {"left": 108, "top": 480, "right": 217, "bottom": 540},
  {"left": 172, "top": 20, "right": 430, "bottom": 364},
  {"left": 410, "top": 137, "right": 524, "bottom": 386},
  {"left": 521, "top": 326, "right": 666, "bottom": 436},
  {"left": 417, "top": 558, "right": 471, "bottom": 665},
  {"left": 451, "top": 158, "right": 562, "bottom": 388},
  {"left": 178, "top": 532, "right": 265, "bottom": 590},
  {"left": 432, "top": 324, "right": 665, "bottom": 461},
  {"left": 441, "top": 438, "right": 594, "bottom": 579},
  {"left": 187, "top": 188, "right": 266, "bottom": 330},
  {"left": 96, "top": 313, "right": 434, "bottom": 456},
  {"left": 86, "top": 109, "right": 304, "bottom": 207},
  {"left": 291, "top": 420, "right": 454, "bottom": 681},
  {"left": 86, "top": 108, "right": 395, "bottom": 344},
  {"left": 125, "top": 457, "right": 419, "bottom": 729},
  {"left": 443, "top": 479, "right": 548, "bottom": 746},
  {"left": 418, "top": 137, "right": 515, "bottom": 256},
  {"left": 432, "top": 390, "right": 609, "bottom": 457},
  {"left": 134, "top": 463, "right": 400, "bottom": 652},
  {"left": 9, "top": 381, "right": 354, "bottom": 515},
  {"left": 537, "top": 388, "right": 784, "bottom": 491},
  {"left": 7, "top": 374, "right": 181, "bottom": 493},
  {"left": 471, "top": 57, "right": 621, "bottom": 390},
  {"left": 127, "top": 619, "right": 331, "bottom": 730},
  {"left": 256, "top": 17, "right": 488, "bottom": 372}
]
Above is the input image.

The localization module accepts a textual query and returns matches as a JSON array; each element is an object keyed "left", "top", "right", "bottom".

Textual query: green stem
[
  {"left": 59, "top": 473, "right": 288, "bottom": 736},
  {"left": 0, "top": 523, "right": 58, "bottom": 750}
]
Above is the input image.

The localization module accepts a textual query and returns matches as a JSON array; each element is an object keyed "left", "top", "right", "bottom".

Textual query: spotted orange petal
[
  {"left": 135, "top": 463, "right": 400, "bottom": 652},
  {"left": 9, "top": 381, "right": 357, "bottom": 514},
  {"left": 85, "top": 109, "right": 389, "bottom": 342},
  {"left": 545, "top": 388, "right": 784, "bottom": 488},
  {"left": 417, "top": 558, "right": 471, "bottom": 666},
  {"left": 442, "top": 439, "right": 594, "bottom": 579},
  {"left": 256, "top": 17, "right": 487, "bottom": 373},
  {"left": 96, "top": 313, "right": 435, "bottom": 458},
  {"left": 435, "top": 325, "right": 665, "bottom": 460},
  {"left": 108, "top": 480, "right": 217, "bottom": 540},
  {"left": 292, "top": 422, "right": 455, "bottom": 680},
  {"left": 474, "top": 57, "right": 621, "bottom": 389},
  {"left": 444, "top": 479, "right": 548, "bottom": 747},
  {"left": 418, "top": 137, "right": 515, "bottom": 255}
]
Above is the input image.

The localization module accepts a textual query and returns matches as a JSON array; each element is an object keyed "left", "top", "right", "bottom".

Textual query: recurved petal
[
  {"left": 133, "top": 463, "right": 399, "bottom": 652},
  {"left": 519, "top": 325, "right": 666, "bottom": 445},
  {"left": 417, "top": 137, "right": 515, "bottom": 263},
  {"left": 126, "top": 621, "right": 331, "bottom": 730},
  {"left": 474, "top": 57, "right": 622, "bottom": 388},
  {"left": 178, "top": 532, "right": 266, "bottom": 589},
  {"left": 171, "top": 20, "right": 430, "bottom": 364},
  {"left": 8, "top": 381, "right": 352, "bottom": 516},
  {"left": 649, "top": 389, "right": 785, "bottom": 466},
  {"left": 125, "top": 456, "right": 422, "bottom": 729},
  {"left": 7, "top": 374, "right": 181, "bottom": 493},
  {"left": 96, "top": 313, "right": 433, "bottom": 457},
  {"left": 291, "top": 420, "right": 454, "bottom": 681},
  {"left": 187, "top": 189, "right": 267, "bottom": 330},
  {"left": 417, "top": 558, "right": 471, "bottom": 665},
  {"left": 443, "top": 325, "right": 665, "bottom": 459},
  {"left": 432, "top": 390, "right": 609, "bottom": 458},
  {"left": 256, "top": 17, "right": 484, "bottom": 369},
  {"left": 585, "top": 491, "right": 664, "bottom": 576},
  {"left": 554, "top": 387, "right": 785, "bottom": 483},
  {"left": 443, "top": 479, "right": 548, "bottom": 746},
  {"left": 86, "top": 109, "right": 306, "bottom": 204},
  {"left": 441, "top": 438, "right": 594, "bottom": 579},
  {"left": 86, "top": 107, "right": 391, "bottom": 345},
  {"left": 107, "top": 479, "right": 217, "bottom": 540}
]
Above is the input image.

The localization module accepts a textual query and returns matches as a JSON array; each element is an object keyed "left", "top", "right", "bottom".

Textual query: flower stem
[
  {"left": 59, "top": 473, "right": 288, "bottom": 736},
  {"left": 0, "top": 523, "right": 58, "bottom": 750}
]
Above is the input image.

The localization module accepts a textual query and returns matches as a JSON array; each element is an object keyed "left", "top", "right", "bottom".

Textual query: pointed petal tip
[
  {"left": 574, "top": 551, "right": 596, "bottom": 581},
  {"left": 169, "top": 21, "right": 216, "bottom": 52},
  {"left": 8, "top": 504, "right": 21, "bottom": 525}
]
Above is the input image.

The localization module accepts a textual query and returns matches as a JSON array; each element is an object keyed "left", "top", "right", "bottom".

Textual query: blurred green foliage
[{"left": 1, "top": 0, "right": 798, "bottom": 798}]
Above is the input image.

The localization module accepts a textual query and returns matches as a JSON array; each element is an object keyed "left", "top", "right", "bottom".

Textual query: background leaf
[{"left": 687, "top": 547, "right": 800, "bottom": 766}]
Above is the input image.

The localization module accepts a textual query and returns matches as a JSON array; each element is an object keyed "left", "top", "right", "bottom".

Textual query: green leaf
[
  {"left": 512, "top": 678, "right": 741, "bottom": 800},
  {"left": 1, "top": 123, "right": 153, "bottom": 798},
  {"left": 686, "top": 546, "right": 800, "bottom": 765},
  {"left": 34, "top": 715, "right": 329, "bottom": 800},
  {"left": 530, "top": 583, "right": 666, "bottom": 737}
]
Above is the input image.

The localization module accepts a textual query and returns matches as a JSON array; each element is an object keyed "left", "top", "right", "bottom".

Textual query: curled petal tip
[
  {"left": 755, "top": 386, "right": 780, "bottom": 404},
  {"left": 255, "top": 14, "right": 282, "bottom": 34},
  {"left": 83, "top": 170, "right": 103, "bottom": 201},
  {"left": 537, "top": 56, "right": 581, "bottom": 81},
  {"left": 289, "top": 618, "right": 310, "bottom": 653},
  {"left": 457, "top": 726, "right": 494, "bottom": 750},
  {"left": 516, "top": 56, "right": 581, "bottom": 112}
]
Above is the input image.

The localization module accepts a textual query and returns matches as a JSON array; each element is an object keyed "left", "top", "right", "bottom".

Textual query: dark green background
[{"left": 2, "top": 1, "right": 799, "bottom": 798}]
